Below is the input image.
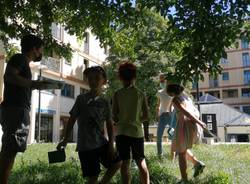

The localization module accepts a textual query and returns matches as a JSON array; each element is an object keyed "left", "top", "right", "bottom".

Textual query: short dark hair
[
  {"left": 83, "top": 66, "right": 107, "bottom": 80},
  {"left": 118, "top": 62, "right": 136, "bottom": 82},
  {"left": 167, "top": 84, "right": 184, "bottom": 96},
  {"left": 21, "top": 34, "right": 43, "bottom": 53}
]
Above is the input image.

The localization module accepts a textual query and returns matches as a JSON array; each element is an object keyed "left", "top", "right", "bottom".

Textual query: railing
[{"left": 41, "top": 57, "right": 60, "bottom": 73}]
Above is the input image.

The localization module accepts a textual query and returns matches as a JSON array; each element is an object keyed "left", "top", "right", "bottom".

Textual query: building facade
[
  {"left": 0, "top": 24, "right": 108, "bottom": 144},
  {"left": 191, "top": 38, "right": 250, "bottom": 115}
]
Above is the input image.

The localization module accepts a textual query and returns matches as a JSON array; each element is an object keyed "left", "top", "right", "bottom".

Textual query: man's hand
[{"left": 57, "top": 140, "right": 67, "bottom": 150}]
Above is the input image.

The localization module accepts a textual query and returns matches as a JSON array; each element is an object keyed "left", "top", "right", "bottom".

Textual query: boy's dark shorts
[
  {"left": 0, "top": 106, "right": 30, "bottom": 153},
  {"left": 78, "top": 143, "right": 121, "bottom": 177},
  {"left": 116, "top": 135, "right": 145, "bottom": 161}
]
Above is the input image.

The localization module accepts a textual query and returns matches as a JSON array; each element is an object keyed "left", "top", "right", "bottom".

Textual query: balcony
[{"left": 41, "top": 57, "right": 60, "bottom": 73}]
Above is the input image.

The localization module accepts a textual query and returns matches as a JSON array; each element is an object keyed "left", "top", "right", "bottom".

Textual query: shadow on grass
[
  {"left": 10, "top": 157, "right": 231, "bottom": 184},
  {"left": 10, "top": 158, "right": 85, "bottom": 184}
]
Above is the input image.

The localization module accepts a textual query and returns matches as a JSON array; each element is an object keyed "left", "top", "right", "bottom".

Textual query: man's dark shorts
[
  {"left": 0, "top": 106, "right": 30, "bottom": 153},
  {"left": 78, "top": 143, "right": 120, "bottom": 177},
  {"left": 116, "top": 135, "right": 145, "bottom": 161}
]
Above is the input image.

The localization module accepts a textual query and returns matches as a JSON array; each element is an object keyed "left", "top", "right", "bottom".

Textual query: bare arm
[
  {"left": 4, "top": 65, "right": 48, "bottom": 90},
  {"left": 106, "top": 119, "right": 115, "bottom": 144},
  {"left": 172, "top": 98, "right": 206, "bottom": 128},
  {"left": 63, "top": 116, "right": 77, "bottom": 141}
]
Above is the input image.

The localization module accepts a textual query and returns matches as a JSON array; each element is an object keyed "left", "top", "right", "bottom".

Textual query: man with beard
[{"left": 0, "top": 34, "right": 47, "bottom": 184}]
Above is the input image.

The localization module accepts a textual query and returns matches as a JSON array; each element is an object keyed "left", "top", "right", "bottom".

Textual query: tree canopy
[
  {"left": 0, "top": 0, "right": 249, "bottom": 81},
  {"left": 104, "top": 9, "right": 183, "bottom": 121}
]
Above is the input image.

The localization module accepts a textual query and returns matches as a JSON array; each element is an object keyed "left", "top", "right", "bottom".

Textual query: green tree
[
  {"left": 0, "top": 0, "right": 249, "bottom": 80},
  {"left": 104, "top": 9, "right": 181, "bottom": 122}
]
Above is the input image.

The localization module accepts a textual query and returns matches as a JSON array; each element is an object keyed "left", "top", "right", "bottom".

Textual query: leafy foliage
[
  {"left": 104, "top": 9, "right": 180, "bottom": 122},
  {"left": 0, "top": 0, "right": 249, "bottom": 80}
]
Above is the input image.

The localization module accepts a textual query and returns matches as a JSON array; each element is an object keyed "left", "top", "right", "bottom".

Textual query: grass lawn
[{"left": 10, "top": 143, "right": 250, "bottom": 184}]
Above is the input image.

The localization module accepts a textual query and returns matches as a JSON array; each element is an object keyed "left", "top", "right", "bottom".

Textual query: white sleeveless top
[{"left": 156, "top": 88, "right": 173, "bottom": 116}]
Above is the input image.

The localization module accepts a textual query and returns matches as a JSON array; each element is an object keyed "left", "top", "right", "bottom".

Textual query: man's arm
[
  {"left": 4, "top": 65, "right": 32, "bottom": 87},
  {"left": 4, "top": 65, "right": 47, "bottom": 89}
]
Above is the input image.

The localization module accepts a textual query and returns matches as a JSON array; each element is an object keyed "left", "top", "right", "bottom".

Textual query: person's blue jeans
[{"left": 157, "top": 112, "right": 172, "bottom": 155}]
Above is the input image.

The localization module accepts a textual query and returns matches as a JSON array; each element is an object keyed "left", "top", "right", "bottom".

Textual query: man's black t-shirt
[{"left": 2, "top": 54, "right": 32, "bottom": 110}]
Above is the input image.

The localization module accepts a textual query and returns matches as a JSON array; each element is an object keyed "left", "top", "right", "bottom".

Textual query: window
[
  {"left": 84, "top": 32, "right": 89, "bottom": 54},
  {"left": 241, "top": 38, "right": 249, "bottom": 49},
  {"left": 242, "top": 88, "right": 250, "bottom": 97},
  {"left": 64, "top": 58, "right": 71, "bottom": 65},
  {"left": 243, "top": 106, "right": 250, "bottom": 115},
  {"left": 192, "top": 82, "right": 197, "bottom": 90},
  {"left": 52, "top": 23, "right": 63, "bottom": 40},
  {"left": 35, "top": 115, "right": 53, "bottom": 142},
  {"left": 206, "top": 91, "right": 220, "bottom": 99},
  {"left": 229, "top": 135, "right": 237, "bottom": 142},
  {"left": 207, "top": 115, "right": 212, "bottom": 122},
  {"left": 220, "top": 58, "right": 229, "bottom": 64},
  {"left": 244, "top": 70, "right": 250, "bottom": 85},
  {"left": 207, "top": 123, "right": 213, "bottom": 131},
  {"left": 242, "top": 53, "right": 250, "bottom": 67},
  {"left": 234, "top": 106, "right": 240, "bottom": 110},
  {"left": 209, "top": 75, "right": 219, "bottom": 88},
  {"left": 61, "top": 84, "right": 75, "bottom": 98},
  {"left": 222, "top": 72, "right": 229, "bottom": 81},
  {"left": 222, "top": 89, "right": 238, "bottom": 98}
]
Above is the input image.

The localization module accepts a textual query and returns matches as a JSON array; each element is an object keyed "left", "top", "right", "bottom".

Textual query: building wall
[
  {"left": 192, "top": 39, "right": 250, "bottom": 114},
  {"left": 217, "top": 127, "right": 226, "bottom": 142}
]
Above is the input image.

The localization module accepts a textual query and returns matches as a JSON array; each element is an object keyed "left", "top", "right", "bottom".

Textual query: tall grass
[{"left": 10, "top": 144, "right": 250, "bottom": 184}]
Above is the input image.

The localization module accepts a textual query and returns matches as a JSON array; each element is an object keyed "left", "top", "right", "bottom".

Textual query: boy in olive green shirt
[{"left": 112, "top": 62, "right": 150, "bottom": 184}]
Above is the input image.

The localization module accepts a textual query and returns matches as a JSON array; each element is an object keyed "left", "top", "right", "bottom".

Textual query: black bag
[{"left": 48, "top": 149, "right": 66, "bottom": 164}]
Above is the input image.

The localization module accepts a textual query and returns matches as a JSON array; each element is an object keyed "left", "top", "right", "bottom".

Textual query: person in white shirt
[{"left": 155, "top": 74, "right": 174, "bottom": 156}]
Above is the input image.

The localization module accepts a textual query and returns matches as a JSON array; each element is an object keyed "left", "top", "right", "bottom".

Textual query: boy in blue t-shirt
[{"left": 57, "top": 66, "right": 121, "bottom": 184}]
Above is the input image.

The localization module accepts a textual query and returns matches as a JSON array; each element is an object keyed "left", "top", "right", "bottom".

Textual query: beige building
[{"left": 191, "top": 38, "right": 250, "bottom": 115}]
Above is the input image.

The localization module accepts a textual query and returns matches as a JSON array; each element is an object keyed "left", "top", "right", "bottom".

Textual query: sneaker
[{"left": 193, "top": 161, "right": 205, "bottom": 178}]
